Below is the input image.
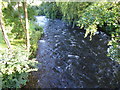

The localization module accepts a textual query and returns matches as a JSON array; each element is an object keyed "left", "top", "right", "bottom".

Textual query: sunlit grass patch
[{"left": 0, "top": 43, "right": 7, "bottom": 48}]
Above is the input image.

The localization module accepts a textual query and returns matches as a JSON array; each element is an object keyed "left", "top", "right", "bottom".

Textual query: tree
[
  {"left": 22, "top": 1, "right": 30, "bottom": 53},
  {"left": 0, "top": 2, "right": 11, "bottom": 49}
]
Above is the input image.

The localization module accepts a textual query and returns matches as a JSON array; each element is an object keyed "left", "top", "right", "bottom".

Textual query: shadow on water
[{"left": 25, "top": 16, "right": 120, "bottom": 88}]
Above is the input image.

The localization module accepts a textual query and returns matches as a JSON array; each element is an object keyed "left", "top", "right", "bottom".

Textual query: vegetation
[
  {"left": 0, "top": 49, "right": 38, "bottom": 88},
  {"left": 1, "top": 2, "right": 43, "bottom": 57},
  {"left": 0, "top": 1, "right": 120, "bottom": 89},
  {"left": 38, "top": 2, "right": 63, "bottom": 19},
  {"left": 57, "top": 2, "right": 91, "bottom": 27},
  {"left": 0, "top": 1, "right": 43, "bottom": 89},
  {"left": 29, "top": 21, "right": 43, "bottom": 59}
]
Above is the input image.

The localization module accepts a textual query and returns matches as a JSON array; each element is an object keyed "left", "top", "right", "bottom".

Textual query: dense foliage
[
  {"left": 77, "top": 2, "right": 119, "bottom": 38},
  {"left": 38, "top": 2, "right": 91, "bottom": 26},
  {"left": 2, "top": 3, "right": 37, "bottom": 39},
  {"left": 29, "top": 21, "right": 43, "bottom": 58},
  {"left": 57, "top": 2, "right": 91, "bottom": 27},
  {"left": 37, "top": 2, "right": 62, "bottom": 19},
  {"left": 0, "top": 49, "right": 38, "bottom": 88},
  {"left": 0, "top": 2, "right": 42, "bottom": 89},
  {"left": 2, "top": 2, "right": 43, "bottom": 58}
]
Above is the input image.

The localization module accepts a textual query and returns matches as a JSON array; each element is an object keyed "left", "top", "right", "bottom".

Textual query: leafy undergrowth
[
  {"left": 0, "top": 23, "right": 43, "bottom": 89},
  {"left": 0, "top": 49, "right": 38, "bottom": 89}
]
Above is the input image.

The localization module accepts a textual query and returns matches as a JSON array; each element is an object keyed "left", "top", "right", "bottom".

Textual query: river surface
[{"left": 28, "top": 16, "right": 120, "bottom": 88}]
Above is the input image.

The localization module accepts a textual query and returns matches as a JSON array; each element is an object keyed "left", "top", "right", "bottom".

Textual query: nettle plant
[{"left": 0, "top": 49, "right": 38, "bottom": 88}]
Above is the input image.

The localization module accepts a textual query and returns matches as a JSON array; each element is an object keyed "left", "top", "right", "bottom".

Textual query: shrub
[
  {"left": 108, "top": 34, "right": 120, "bottom": 63},
  {"left": 56, "top": 2, "right": 91, "bottom": 27},
  {"left": 38, "top": 2, "right": 63, "bottom": 19},
  {"left": 29, "top": 21, "right": 43, "bottom": 59},
  {"left": 0, "top": 49, "right": 38, "bottom": 89}
]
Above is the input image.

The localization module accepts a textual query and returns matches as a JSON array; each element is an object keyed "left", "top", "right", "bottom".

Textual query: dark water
[{"left": 29, "top": 16, "right": 120, "bottom": 88}]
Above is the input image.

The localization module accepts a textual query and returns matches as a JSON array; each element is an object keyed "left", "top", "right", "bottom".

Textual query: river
[{"left": 25, "top": 16, "right": 120, "bottom": 88}]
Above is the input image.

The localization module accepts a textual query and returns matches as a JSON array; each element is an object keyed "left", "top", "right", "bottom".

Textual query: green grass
[
  {"left": 0, "top": 29, "right": 25, "bottom": 49},
  {"left": 11, "top": 39, "right": 25, "bottom": 47},
  {"left": 0, "top": 43, "right": 7, "bottom": 48}
]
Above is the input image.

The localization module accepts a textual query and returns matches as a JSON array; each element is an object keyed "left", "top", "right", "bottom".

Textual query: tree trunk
[
  {"left": 0, "top": 3, "right": 11, "bottom": 49},
  {"left": 18, "top": 2, "right": 26, "bottom": 32},
  {"left": 22, "top": 1, "right": 30, "bottom": 53}
]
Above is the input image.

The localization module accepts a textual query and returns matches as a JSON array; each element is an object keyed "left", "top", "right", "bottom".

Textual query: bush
[
  {"left": 29, "top": 21, "right": 43, "bottom": 59},
  {"left": 2, "top": 2, "right": 37, "bottom": 40},
  {"left": 77, "top": 2, "right": 119, "bottom": 38},
  {"left": 56, "top": 2, "right": 91, "bottom": 27},
  {"left": 108, "top": 35, "right": 120, "bottom": 63},
  {"left": 0, "top": 49, "right": 38, "bottom": 89},
  {"left": 38, "top": 2, "right": 63, "bottom": 19}
]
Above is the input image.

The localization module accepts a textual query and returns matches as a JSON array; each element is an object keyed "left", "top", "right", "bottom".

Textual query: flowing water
[{"left": 28, "top": 16, "right": 120, "bottom": 88}]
